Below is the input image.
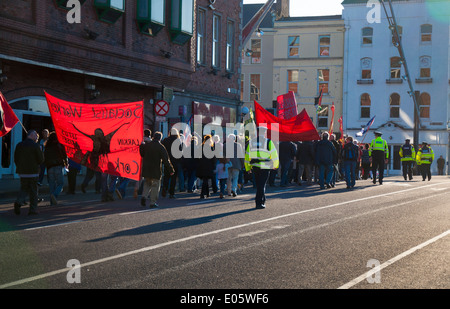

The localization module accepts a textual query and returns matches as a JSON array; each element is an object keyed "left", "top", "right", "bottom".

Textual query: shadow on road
[{"left": 86, "top": 207, "right": 255, "bottom": 243}]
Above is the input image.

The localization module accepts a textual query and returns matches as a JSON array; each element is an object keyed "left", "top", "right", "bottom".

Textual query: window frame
[
  {"left": 94, "top": 0, "right": 125, "bottom": 24},
  {"left": 318, "top": 69, "right": 329, "bottom": 95},
  {"left": 250, "top": 39, "right": 261, "bottom": 64},
  {"left": 288, "top": 36, "right": 300, "bottom": 58},
  {"left": 389, "top": 56, "right": 402, "bottom": 79},
  {"left": 212, "top": 13, "right": 221, "bottom": 68},
  {"left": 360, "top": 93, "right": 371, "bottom": 119},
  {"left": 226, "top": 18, "right": 235, "bottom": 72},
  {"left": 250, "top": 74, "right": 261, "bottom": 102},
  {"left": 170, "top": 0, "right": 194, "bottom": 45},
  {"left": 361, "top": 57, "right": 372, "bottom": 80},
  {"left": 389, "top": 93, "right": 400, "bottom": 118},
  {"left": 317, "top": 105, "right": 329, "bottom": 129},
  {"left": 287, "top": 69, "right": 299, "bottom": 94},
  {"left": 419, "top": 56, "right": 431, "bottom": 78},
  {"left": 196, "top": 7, "right": 207, "bottom": 65},
  {"left": 420, "top": 24, "right": 432, "bottom": 44},
  {"left": 419, "top": 92, "right": 430, "bottom": 119},
  {"left": 318, "top": 35, "right": 330, "bottom": 57},
  {"left": 361, "top": 27, "right": 373, "bottom": 46},
  {"left": 136, "top": 0, "right": 165, "bottom": 36}
]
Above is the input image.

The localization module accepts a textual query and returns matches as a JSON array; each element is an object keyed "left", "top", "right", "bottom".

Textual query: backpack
[
  {"left": 361, "top": 149, "right": 370, "bottom": 164},
  {"left": 343, "top": 144, "right": 358, "bottom": 161}
]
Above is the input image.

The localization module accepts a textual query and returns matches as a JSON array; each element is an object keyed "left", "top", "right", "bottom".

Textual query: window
[
  {"left": 361, "top": 58, "right": 372, "bottom": 79},
  {"left": 420, "top": 24, "right": 432, "bottom": 43},
  {"left": 136, "top": 0, "right": 165, "bottom": 36},
  {"left": 317, "top": 106, "right": 328, "bottom": 128},
  {"left": 250, "top": 39, "right": 261, "bottom": 64},
  {"left": 226, "top": 19, "right": 235, "bottom": 72},
  {"left": 389, "top": 93, "right": 400, "bottom": 118},
  {"left": 288, "top": 70, "right": 299, "bottom": 94},
  {"left": 288, "top": 36, "right": 300, "bottom": 57},
  {"left": 391, "top": 25, "right": 402, "bottom": 46},
  {"left": 196, "top": 8, "right": 206, "bottom": 65},
  {"left": 318, "top": 69, "right": 329, "bottom": 94},
  {"left": 170, "top": 0, "right": 194, "bottom": 45},
  {"left": 360, "top": 93, "right": 371, "bottom": 118},
  {"left": 212, "top": 14, "right": 221, "bottom": 67},
  {"left": 362, "top": 27, "right": 373, "bottom": 45},
  {"left": 419, "top": 92, "right": 430, "bottom": 118},
  {"left": 390, "top": 56, "right": 401, "bottom": 79},
  {"left": 250, "top": 74, "right": 261, "bottom": 101},
  {"left": 419, "top": 56, "right": 431, "bottom": 78},
  {"left": 319, "top": 35, "right": 330, "bottom": 57},
  {"left": 94, "top": 0, "right": 125, "bottom": 23}
]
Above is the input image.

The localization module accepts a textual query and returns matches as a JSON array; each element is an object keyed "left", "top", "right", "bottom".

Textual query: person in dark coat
[
  {"left": 161, "top": 128, "right": 182, "bottom": 198},
  {"left": 196, "top": 134, "right": 217, "bottom": 199},
  {"left": 139, "top": 132, "right": 174, "bottom": 208},
  {"left": 279, "top": 141, "right": 296, "bottom": 187},
  {"left": 296, "top": 141, "right": 315, "bottom": 185},
  {"left": 44, "top": 131, "right": 68, "bottom": 205},
  {"left": 314, "top": 132, "right": 336, "bottom": 189},
  {"left": 183, "top": 135, "right": 200, "bottom": 193},
  {"left": 14, "top": 130, "right": 44, "bottom": 215}
]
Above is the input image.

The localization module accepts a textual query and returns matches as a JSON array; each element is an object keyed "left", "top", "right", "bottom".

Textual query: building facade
[
  {"left": 342, "top": 0, "right": 450, "bottom": 174},
  {"left": 0, "top": 0, "right": 242, "bottom": 178}
]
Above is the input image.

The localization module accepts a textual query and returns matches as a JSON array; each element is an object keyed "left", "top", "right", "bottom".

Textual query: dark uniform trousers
[
  {"left": 371, "top": 151, "right": 385, "bottom": 183},
  {"left": 253, "top": 167, "right": 270, "bottom": 207}
]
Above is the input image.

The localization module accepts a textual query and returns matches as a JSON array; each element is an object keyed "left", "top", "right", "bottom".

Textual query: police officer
[
  {"left": 399, "top": 138, "right": 415, "bottom": 181},
  {"left": 369, "top": 131, "right": 388, "bottom": 185},
  {"left": 416, "top": 141, "right": 434, "bottom": 181},
  {"left": 244, "top": 126, "right": 279, "bottom": 209}
]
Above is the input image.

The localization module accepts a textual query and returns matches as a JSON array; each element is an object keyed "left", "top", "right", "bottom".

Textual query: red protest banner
[
  {"left": 44, "top": 92, "right": 143, "bottom": 181},
  {"left": 276, "top": 91, "right": 298, "bottom": 120},
  {"left": 0, "top": 90, "right": 19, "bottom": 137}
]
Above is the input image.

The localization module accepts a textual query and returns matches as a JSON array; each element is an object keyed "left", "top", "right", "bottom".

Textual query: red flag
[
  {"left": 45, "top": 92, "right": 144, "bottom": 181},
  {"left": 277, "top": 91, "right": 298, "bottom": 120},
  {"left": 0, "top": 91, "right": 19, "bottom": 137},
  {"left": 253, "top": 101, "right": 320, "bottom": 142}
]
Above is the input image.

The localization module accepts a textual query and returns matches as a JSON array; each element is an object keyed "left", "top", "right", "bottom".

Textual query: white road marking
[
  {"left": 1, "top": 182, "right": 448, "bottom": 288},
  {"left": 338, "top": 229, "right": 450, "bottom": 289}
]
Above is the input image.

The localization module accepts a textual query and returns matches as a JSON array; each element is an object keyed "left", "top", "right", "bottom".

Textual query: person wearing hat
[
  {"left": 369, "top": 131, "right": 389, "bottom": 184},
  {"left": 416, "top": 141, "right": 434, "bottom": 181},
  {"left": 399, "top": 138, "right": 415, "bottom": 181},
  {"left": 244, "top": 125, "right": 279, "bottom": 209}
]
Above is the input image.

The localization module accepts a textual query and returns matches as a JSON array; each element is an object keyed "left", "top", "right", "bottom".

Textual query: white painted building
[{"left": 342, "top": 0, "right": 450, "bottom": 174}]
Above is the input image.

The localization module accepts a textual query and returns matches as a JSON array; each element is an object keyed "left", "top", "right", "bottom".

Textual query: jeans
[
  {"left": 280, "top": 160, "right": 292, "bottom": 186},
  {"left": 253, "top": 167, "right": 270, "bottom": 207},
  {"left": 16, "top": 177, "right": 39, "bottom": 213},
  {"left": 227, "top": 168, "right": 240, "bottom": 194},
  {"left": 318, "top": 164, "right": 333, "bottom": 188},
  {"left": 343, "top": 160, "right": 356, "bottom": 188},
  {"left": 47, "top": 165, "right": 64, "bottom": 198},
  {"left": 143, "top": 178, "right": 161, "bottom": 205}
]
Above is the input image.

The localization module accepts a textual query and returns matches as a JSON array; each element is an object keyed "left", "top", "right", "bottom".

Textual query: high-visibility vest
[
  {"left": 416, "top": 147, "right": 434, "bottom": 165},
  {"left": 244, "top": 138, "right": 279, "bottom": 171},
  {"left": 369, "top": 137, "right": 389, "bottom": 158},
  {"left": 399, "top": 144, "right": 415, "bottom": 162}
]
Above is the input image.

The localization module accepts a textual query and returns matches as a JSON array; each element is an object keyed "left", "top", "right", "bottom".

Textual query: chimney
[{"left": 275, "top": 0, "right": 290, "bottom": 20}]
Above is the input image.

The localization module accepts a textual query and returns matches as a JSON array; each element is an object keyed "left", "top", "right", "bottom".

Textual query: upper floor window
[
  {"left": 318, "top": 69, "right": 329, "bottom": 94},
  {"left": 360, "top": 93, "right": 371, "bottom": 118},
  {"left": 390, "top": 56, "right": 401, "bottom": 79},
  {"left": 420, "top": 24, "right": 432, "bottom": 43},
  {"left": 319, "top": 35, "right": 330, "bottom": 57},
  {"left": 288, "top": 70, "right": 299, "bottom": 94},
  {"left": 94, "top": 0, "right": 125, "bottom": 24},
  {"left": 136, "top": 0, "right": 165, "bottom": 36},
  {"left": 288, "top": 36, "right": 300, "bottom": 57},
  {"left": 212, "top": 14, "right": 221, "bottom": 68},
  {"left": 226, "top": 19, "right": 235, "bottom": 72},
  {"left": 170, "top": 0, "right": 194, "bottom": 45},
  {"left": 419, "top": 56, "right": 431, "bottom": 78},
  {"left": 251, "top": 39, "right": 261, "bottom": 64},
  {"left": 196, "top": 8, "right": 206, "bottom": 65},
  {"left": 389, "top": 93, "right": 400, "bottom": 118},
  {"left": 362, "top": 27, "right": 373, "bottom": 45},
  {"left": 419, "top": 92, "right": 430, "bottom": 118},
  {"left": 361, "top": 57, "right": 372, "bottom": 79},
  {"left": 391, "top": 25, "right": 402, "bottom": 46},
  {"left": 250, "top": 74, "right": 261, "bottom": 101}
]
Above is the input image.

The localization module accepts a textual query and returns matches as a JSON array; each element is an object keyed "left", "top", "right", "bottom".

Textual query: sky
[{"left": 243, "top": 0, "right": 344, "bottom": 17}]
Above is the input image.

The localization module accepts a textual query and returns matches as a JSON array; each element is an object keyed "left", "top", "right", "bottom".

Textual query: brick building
[{"left": 0, "top": 0, "right": 242, "bottom": 178}]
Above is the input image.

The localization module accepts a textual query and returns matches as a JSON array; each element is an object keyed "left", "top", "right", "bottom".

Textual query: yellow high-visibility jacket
[
  {"left": 399, "top": 144, "right": 416, "bottom": 162},
  {"left": 245, "top": 138, "right": 279, "bottom": 171},
  {"left": 416, "top": 146, "right": 434, "bottom": 165},
  {"left": 369, "top": 137, "right": 389, "bottom": 159}
]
